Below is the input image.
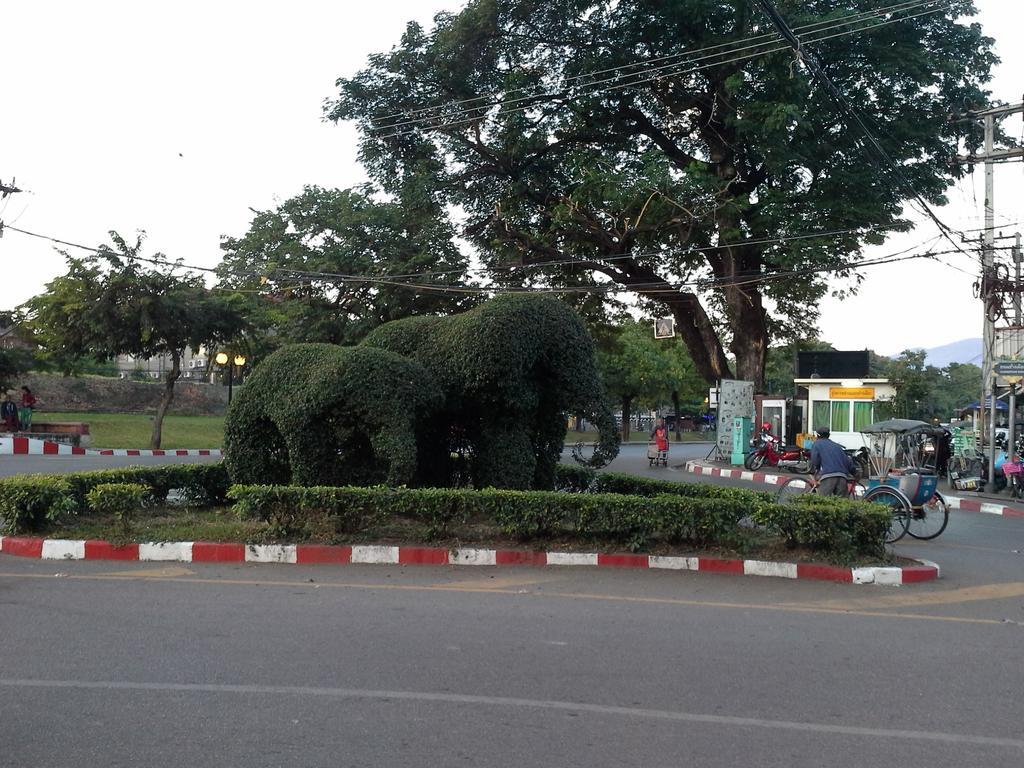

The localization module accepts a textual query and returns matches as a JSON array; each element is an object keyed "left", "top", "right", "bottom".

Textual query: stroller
[{"left": 648, "top": 439, "right": 669, "bottom": 467}]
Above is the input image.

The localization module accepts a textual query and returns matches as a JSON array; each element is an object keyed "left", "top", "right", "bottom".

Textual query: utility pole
[
  {"left": 955, "top": 101, "right": 1024, "bottom": 483},
  {"left": 1012, "top": 233, "right": 1023, "bottom": 460},
  {"left": 0, "top": 178, "right": 22, "bottom": 198}
]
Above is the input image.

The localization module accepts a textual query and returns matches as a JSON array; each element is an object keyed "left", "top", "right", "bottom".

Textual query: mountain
[{"left": 897, "top": 338, "right": 982, "bottom": 368}]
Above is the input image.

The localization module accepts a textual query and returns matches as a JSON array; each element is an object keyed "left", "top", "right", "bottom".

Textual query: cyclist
[{"left": 809, "top": 426, "right": 857, "bottom": 497}]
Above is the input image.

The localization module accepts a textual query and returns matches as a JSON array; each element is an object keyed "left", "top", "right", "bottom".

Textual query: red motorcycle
[{"left": 744, "top": 434, "right": 811, "bottom": 473}]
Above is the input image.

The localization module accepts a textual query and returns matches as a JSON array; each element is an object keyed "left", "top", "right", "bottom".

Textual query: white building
[{"left": 793, "top": 378, "right": 896, "bottom": 448}]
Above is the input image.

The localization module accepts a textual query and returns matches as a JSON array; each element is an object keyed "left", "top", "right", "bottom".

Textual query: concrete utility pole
[
  {"left": 1012, "top": 233, "right": 1024, "bottom": 460},
  {"left": 956, "top": 101, "right": 1024, "bottom": 482}
]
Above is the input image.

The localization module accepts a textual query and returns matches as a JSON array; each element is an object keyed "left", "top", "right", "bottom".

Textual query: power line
[
  {"left": 752, "top": 0, "right": 977, "bottom": 265},
  {"left": 369, "top": 0, "right": 937, "bottom": 128},
  {"left": 368, "top": 0, "right": 948, "bottom": 134},
  {"left": 369, "top": 1, "right": 954, "bottom": 138},
  {"left": 3, "top": 222, "right": 985, "bottom": 299}
]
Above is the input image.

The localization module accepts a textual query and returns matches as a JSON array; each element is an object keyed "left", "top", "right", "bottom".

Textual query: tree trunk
[
  {"left": 672, "top": 391, "right": 682, "bottom": 440},
  {"left": 621, "top": 394, "right": 632, "bottom": 443},
  {"left": 150, "top": 351, "right": 181, "bottom": 449}
]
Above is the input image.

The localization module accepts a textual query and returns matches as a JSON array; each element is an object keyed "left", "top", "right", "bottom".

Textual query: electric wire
[
  {"left": 368, "top": 0, "right": 948, "bottom": 134},
  {"left": 369, "top": 0, "right": 938, "bottom": 127},
  {"left": 370, "top": 1, "right": 954, "bottom": 138}
]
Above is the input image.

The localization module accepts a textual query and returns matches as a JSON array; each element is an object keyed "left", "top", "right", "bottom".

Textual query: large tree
[
  {"left": 329, "top": 0, "right": 996, "bottom": 388},
  {"left": 23, "top": 234, "right": 247, "bottom": 448},
  {"left": 217, "top": 184, "right": 474, "bottom": 351}
]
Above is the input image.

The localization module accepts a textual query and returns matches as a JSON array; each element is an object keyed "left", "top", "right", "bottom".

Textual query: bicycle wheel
[
  {"left": 776, "top": 476, "right": 813, "bottom": 504},
  {"left": 863, "top": 485, "right": 911, "bottom": 543},
  {"left": 906, "top": 492, "right": 949, "bottom": 540}
]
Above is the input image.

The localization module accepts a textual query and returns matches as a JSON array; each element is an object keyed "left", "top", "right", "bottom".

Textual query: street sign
[
  {"left": 994, "top": 360, "right": 1024, "bottom": 377},
  {"left": 654, "top": 316, "right": 675, "bottom": 339}
]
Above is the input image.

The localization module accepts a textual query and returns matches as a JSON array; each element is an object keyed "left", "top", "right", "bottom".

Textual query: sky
[{"left": 1, "top": 0, "right": 1021, "bottom": 357}]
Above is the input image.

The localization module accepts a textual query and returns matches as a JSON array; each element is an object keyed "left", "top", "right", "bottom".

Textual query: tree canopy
[
  {"left": 329, "top": 0, "right": 995, "bottom": 388},
  {"left": 217, "top": 184, "right": 474, "bottom": 353},
  {"left": 22, "top": 233, "right": 247, "bottom": 447}
]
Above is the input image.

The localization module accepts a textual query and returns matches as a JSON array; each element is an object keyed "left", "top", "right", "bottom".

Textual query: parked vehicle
[{"left": 744, "top": 434, "right": 810, "bottom": 473}]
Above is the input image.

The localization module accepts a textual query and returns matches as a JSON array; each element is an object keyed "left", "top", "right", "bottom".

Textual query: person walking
[
  {"left": 0, "top": 391, "right": 19, "bottom": 432},
  {"left": 650, "top": 416, "right": 670, "bottom": 453},
  {"left": 809, "top": 426, "right": 856, "bottom": 497},
  {"left": 18, "top": 385, "right": 36, "bottom": 431}
]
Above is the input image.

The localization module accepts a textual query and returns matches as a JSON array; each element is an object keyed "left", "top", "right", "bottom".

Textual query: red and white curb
[
  {"left": 0, "top": 436, "right": 220, "bottom": 458},
  {"left": 0, "top": 536, "right": 939, "bottom": 586},
  {"left": 684, "top": 460, "right": 1024, "bottom": 519}
]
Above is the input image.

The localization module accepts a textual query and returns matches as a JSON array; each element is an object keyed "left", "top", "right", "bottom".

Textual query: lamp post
[{"left": 215, "top": 352, "right": 246, "bottom": 404}]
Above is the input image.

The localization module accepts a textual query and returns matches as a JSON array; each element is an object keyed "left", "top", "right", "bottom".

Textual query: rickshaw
[{"left": 859, "top": 419, "right": 950, "bottom": 542}]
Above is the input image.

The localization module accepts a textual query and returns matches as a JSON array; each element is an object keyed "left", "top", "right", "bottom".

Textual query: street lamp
[{"left": 215, "top": 352, "right": 246, "bottom": 404}]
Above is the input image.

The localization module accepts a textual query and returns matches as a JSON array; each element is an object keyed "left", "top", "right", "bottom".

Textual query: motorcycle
[
  {"left": 744, "top": 434, "right": 810, "bottom": 473},
  {"left": 845, "top": 446, "right": 871, "bottom": 478}
]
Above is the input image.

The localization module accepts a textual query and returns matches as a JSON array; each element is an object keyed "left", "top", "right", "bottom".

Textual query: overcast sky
[{"left": 2, "top": 0, "right": 1021, "bottom": 357}]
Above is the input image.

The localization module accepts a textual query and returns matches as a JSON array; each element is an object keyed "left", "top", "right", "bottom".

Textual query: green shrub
[
  {"left": 553, "top": 464, "right": 596, "bottom": 493},
  {"left": 86, "top": 483, "right": 148, "bottom": 534},
  {"left": 28, "top": 464, "right": 232, "bottom": 514},
  {"left": 0, "top": 477, "right": 76, "bottom": 534},
  {"left": 224, "top": 344, "right": 444, "bottom": 488},
  {"left": 229, "top": 484, "right": 752, "bottom": 551},
  {"left": 751, "top": 496, "right": 890, "bottom": 561},
  {"left": 592, "top": 472, "right": 774, "bottom": 506}
]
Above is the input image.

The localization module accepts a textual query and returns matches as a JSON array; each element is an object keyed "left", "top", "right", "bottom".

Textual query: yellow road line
[
  {"left": 0, "top": 570, "right": 1012, "bottom": 626},
  {"left": 784, "top": 582, "right": 1024, "bottom": 612}
]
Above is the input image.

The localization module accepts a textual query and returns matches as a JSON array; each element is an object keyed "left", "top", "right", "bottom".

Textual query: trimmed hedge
[
  {"left": 0, "top": 477, "right": 77, "bottom": 534},
  {"left": 86, "top": 483, "right": 148, "bottom": 534},
  {"left": 751, "top": 496, "right": 891, "bottom": 561},
  {"left": 231, "top": 484, "right": 751, "bottom": 552},
  {"left": 0, "top": 463, "right": 231, "bottom": 535},
  {"left": 229, "top": 482, "right": 890, "bottom": 561}
]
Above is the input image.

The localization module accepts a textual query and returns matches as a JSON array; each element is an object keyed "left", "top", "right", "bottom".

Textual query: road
[
  {"left": 2, "top": 441, "right": 1022, "bottom": 766},
  {"left": 0, "top": 453, "right": 222, "bottom": 477},
  {"left": 1, "top": 557, "right": 1022, "bottom": 767}
]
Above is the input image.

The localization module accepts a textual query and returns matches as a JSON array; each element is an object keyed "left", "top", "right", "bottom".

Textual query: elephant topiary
[
  {"left": 224, "top": 343, "right": 443, "bottom": 487},
  {"left": 360, "top": 294, "right": 619, "bottom": 489}
]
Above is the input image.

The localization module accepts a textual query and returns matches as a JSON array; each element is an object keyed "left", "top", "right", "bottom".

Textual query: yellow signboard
[{"left": 829, "top": 387, "right": 875, "bottom": 400}]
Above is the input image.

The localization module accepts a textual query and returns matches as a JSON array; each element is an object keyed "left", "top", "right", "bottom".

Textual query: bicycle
[{"left": 776, "top": 475, "right": 911, "bottom": 543}]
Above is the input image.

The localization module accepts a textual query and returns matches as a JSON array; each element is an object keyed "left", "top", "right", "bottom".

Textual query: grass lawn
[
  {"left": 34, "top": 412, "right": 225, "bottom": 449},
  {"left": 568, "top": 430, "right": 712, "bottom": 444}
]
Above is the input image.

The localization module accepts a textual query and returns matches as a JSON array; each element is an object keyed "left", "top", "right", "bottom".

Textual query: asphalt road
[
  {"left": 0, "top": 453, "right": 222, "bottom": 477},
  {"left": 1, "top": 557, "right": 1022, "bottom": 767},
  {"left": 2, "top": 440, "right": 1022, "bottom": 766}
]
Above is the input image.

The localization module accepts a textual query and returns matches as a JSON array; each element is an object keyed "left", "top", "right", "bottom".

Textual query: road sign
[{"left": 994, "top": 360, "right": 1024, "bottom": 377}]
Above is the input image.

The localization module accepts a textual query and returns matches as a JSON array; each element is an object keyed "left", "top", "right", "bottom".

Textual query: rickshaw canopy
[{"left": 861, "top": 418, "right": 944, "bottom": 436}]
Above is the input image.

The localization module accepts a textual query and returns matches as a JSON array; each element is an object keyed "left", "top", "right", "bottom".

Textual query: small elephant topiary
[{"left": 224, "top": 343, "right": 443, "bottom": 487}]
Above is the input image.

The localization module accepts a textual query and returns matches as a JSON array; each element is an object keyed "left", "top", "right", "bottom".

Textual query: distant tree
[
  {"left": 217, "top": 184, "right": 474, "bottom": 352},
  {"left": 22, "top": 233, "right": 247, "bottom": 448},
  {"left": 598, "top": 319, "right": 678, "bottom": 442}
]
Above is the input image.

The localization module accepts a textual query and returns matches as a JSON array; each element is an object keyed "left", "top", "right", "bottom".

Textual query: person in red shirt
[
  {"left": 650, "top": 417, "right": 669, "bottom": 453},
  {"left": 18, "top": 385, "right": 36, "bottom": 431}
]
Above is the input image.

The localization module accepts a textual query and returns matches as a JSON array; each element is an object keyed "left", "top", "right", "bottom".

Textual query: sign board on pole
[
  {"left": 994, "top": 360, "right": 1024, "bottom": 377},
  {"left": 654, "top": 316, "right": 676, "bottom": 339}
]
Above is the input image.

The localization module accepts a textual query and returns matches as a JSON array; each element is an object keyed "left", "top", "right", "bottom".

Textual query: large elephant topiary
[
  {"left": 224, "top": 343, "right": 442, "bottom": 487},
  {"left": 360, "top": 294, "right": 619, "bottom": 489}
]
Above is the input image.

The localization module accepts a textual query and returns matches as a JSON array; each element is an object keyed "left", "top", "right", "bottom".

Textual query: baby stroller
[{"left": 648, "top": 439, "right": 669, "bottom": 467}]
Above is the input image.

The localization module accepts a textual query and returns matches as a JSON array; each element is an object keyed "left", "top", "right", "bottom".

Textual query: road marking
[
  {"left": 783, "top": 582, "right": 1024, "bottom": 611},
  {"left": 93, "top": 567, "right": 196, "bottom": 579},
  {"left": 0, "top": 677, "right": 1020, "bottom": 750},
  {"left": 437, "top": 575, "right": 559, "bottom": 591},
  {"left": 0, "top": 570, "right": 1011, "bottom": 626}
]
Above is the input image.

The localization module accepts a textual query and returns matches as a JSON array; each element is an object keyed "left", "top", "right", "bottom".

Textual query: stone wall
[{"left": 21, "top": 373, "right": 229, "bottom": 416}]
